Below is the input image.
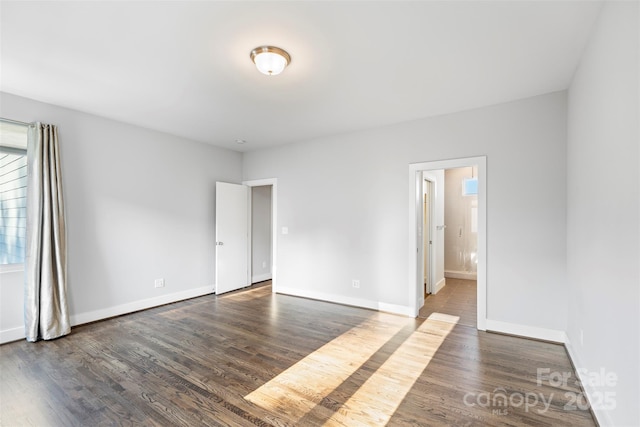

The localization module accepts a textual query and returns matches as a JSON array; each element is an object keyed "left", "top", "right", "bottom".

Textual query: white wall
[
  {"left": 243, "top": 91, "right": 568, "bottom": 332},
  {"left": 251, "top": 185, "right": 272, "bottom": 282},
  {"left": 444, "top": 167, "right": 478, "bottom": 277},
  {"left": 0, "top": 92, "right": 242, "bottom": 342},
  {"left": 566, "top": 1, "right": 639, "bottom": 425}
]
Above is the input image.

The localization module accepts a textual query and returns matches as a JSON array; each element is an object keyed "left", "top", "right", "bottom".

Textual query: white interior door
[
  {"left": 215, "top": 182, "right": 249, "bottom": 294},
  {"left": 424, "top": 179, "right": 432, "bottom": 296}
]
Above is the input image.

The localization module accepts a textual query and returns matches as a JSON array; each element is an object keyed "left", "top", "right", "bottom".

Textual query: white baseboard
[
  {"left": 0, "top": 326, "right": 25, "bottom": 344},
  {"left": 0, "top": 285, "right": 214, "bottom": 344},
  {"left": 485, "top": 319, "right": 566, "bottom": 343},
  {"left": 433, "top": 277, "right": 446, "bottom": 294},
  {"left": 445, "top": 270, "right": 477, "bottom": 280},
  {"left": 70, "top": 285, "right": 214, "bottom": 326},
  {"left": 276, "top": 286, "right": 377, "bottom": 311},
  {"left": 251, "top": 273, "right": 272, "bottom": 283},
  {"left": 564, "top": 335, "right": 611, "bottom": 427},
  {"left": 276, "top": 287, "right": 413, "bottom": 317},
  {"left": 378, "top": 302, "right": 415, "bottom": 317}
]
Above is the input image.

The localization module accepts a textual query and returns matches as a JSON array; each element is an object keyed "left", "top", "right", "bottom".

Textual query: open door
[
  {"left": 215, "top": 182, "right": 249, "bottom": 294},
  {"left": 423, "top": 178, "right": 433, "bottom": 297}
]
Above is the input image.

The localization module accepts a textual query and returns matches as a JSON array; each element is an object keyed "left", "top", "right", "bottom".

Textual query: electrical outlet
[
  {"left": 262, "top": 261, "right": 267, "bottom": 269},
  {"left": 155, "top": 278, "right": 165, "bottom": 288},
  {"left": 352, "top": 279, "right": 360, "bottom": 289}
]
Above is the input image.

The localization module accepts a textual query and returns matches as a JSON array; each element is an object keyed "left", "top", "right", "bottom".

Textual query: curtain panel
[{"left": 24, "top": 123, "right": 70, "bottom": 342}]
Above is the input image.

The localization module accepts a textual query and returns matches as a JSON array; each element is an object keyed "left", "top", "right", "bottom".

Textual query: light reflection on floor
[{"left": 244, "top": 312, "right": 458, "bottom": 425}]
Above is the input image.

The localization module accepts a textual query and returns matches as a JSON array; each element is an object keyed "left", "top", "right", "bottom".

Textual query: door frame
[
  {"left": 409, "top": 156, "right": 486, "bottom": 330},
  {"left": 422, "top": 176, "right": 434, "bottom": 295},
  {"left": 243, "top": 178, "right": 278, "bottom": 293}
]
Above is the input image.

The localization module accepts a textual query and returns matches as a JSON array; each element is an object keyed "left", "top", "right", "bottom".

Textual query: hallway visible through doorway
[
  {"left": 418, "top": 279, "right": 477, "bottom": 327},
  {"left": 409, "top": 156, "right": 486, "bottom": 329}
]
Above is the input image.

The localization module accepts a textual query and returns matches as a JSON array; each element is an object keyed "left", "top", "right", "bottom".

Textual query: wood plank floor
[
  {"left": 1, "top": 282, "right": 596, "bottom": 426},
  {"left": 419, "top": 279, "right": 477, "bottom": 327}
]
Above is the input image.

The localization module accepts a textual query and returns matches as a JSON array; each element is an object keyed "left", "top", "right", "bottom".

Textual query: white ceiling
[{"left": 1, "top": 1, "right": 602, "bottom": 152}]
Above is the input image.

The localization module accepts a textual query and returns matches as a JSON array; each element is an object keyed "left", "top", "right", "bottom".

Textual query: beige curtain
[{"left": 24, "top": 123, "right": 70, "bottom": 342}]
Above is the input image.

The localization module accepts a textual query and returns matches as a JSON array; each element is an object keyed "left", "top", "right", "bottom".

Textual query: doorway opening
[
  {"left": 245, "top": 178, "right": 278, "bottom": 293},
  {"left": 214, "top": 178, "right": 277, "bottom": 295},
  {"left": 408, "top": 157, "right": 486, "bottom": 330},
  {"left": 250, "top": 185, "right": 273, "bottom": 285},
  {"left": 420, "top": 166, "right": 479, "bottom": 327}
]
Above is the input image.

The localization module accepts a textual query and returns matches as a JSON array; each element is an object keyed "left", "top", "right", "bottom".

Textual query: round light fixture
[{"left": 250, "top": 46, "right": 291, "bottom": 76}]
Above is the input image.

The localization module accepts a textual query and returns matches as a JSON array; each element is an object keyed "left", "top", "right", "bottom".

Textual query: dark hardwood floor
[
  {"left": 1, "top": 282, "right": 595, "bottom": 426},
  {"left": 419, "top": 278, "right": 477, "bottom": 327}
]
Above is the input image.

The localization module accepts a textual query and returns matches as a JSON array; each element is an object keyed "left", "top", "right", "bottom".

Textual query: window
[
  {"left": 463, "top": 177, "right": 478, "bottom": 196},
  {"left": 0, "top": 120, "right": 28, "bottom": 265}
]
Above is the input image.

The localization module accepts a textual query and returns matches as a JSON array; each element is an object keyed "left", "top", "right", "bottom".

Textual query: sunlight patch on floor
[
  {"left": 243, "top": 316, "right": 408, "bottom": 423},
  {"left": 323, "top": 316, "right": 458, "bottom": 426},
  {"left": 244, "top": 313, "right": 458, "bottom": 425},
  {"left": 427, "top": 312, "right": 461, "bottom": 324}
]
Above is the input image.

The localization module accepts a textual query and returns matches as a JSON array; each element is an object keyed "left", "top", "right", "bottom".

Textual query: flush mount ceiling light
[{"left": 250, "top": 46, "right": 291, "bottom": 76}]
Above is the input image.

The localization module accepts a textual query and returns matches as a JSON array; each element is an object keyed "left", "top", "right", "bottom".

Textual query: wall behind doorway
[
  {"left": 251, "top": 185, "right": 272, "bottom": 283},
  {"left": 444, "top": 167, "right": 478, "bottom": 279}
]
